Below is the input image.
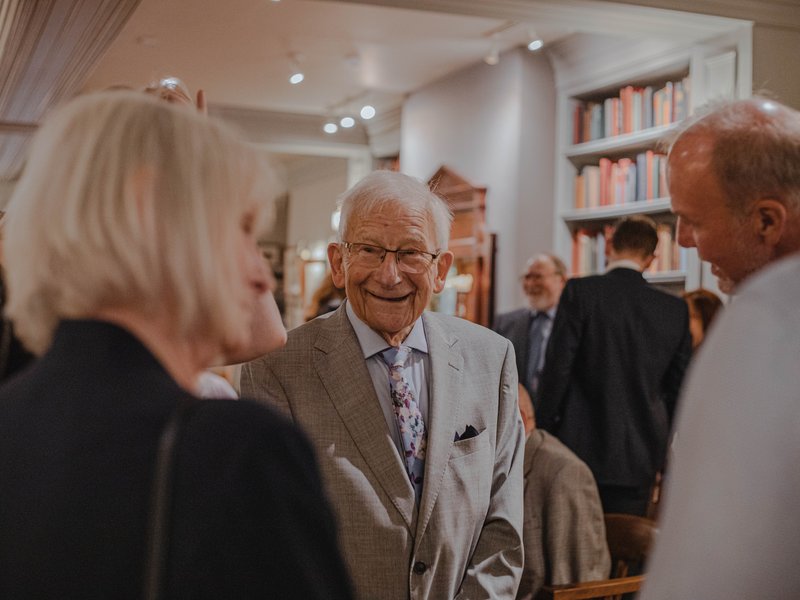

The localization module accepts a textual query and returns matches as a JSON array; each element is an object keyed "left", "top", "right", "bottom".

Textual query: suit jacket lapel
[
  {"left": 313, "top": 307, "right": 417, "bottom": 531},
  {"left": 416, "top": 312, "right": 463, "bottom": 542}
]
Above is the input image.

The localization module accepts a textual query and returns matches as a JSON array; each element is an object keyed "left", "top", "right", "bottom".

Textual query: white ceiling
[
  {"left": 0, "top": 0, "right": 754, "bottom": 180},
  {"left": 83, "top": 0, "right": 567, "bottom": 119}
]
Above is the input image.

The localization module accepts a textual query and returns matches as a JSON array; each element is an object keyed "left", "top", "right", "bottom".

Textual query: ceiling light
[
  {"left": 323, "top": 122, "right": 338, "bottom": 134},
  {"left": 340, "top": 116, "right": 355, "bottom": 128},
  {"left": 289, "top": 72, "right": 304, "bottom": 85},
  {"left": 527, "top": 38, "right": 544, "bottom": 52},
  {"left": 360, "top": 105, "right": 376, "bottom": 120},
  {"left": 484, "top": 47, "right": 499, "bottom": 66}
]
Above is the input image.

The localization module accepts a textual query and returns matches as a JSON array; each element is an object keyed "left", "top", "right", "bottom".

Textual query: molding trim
[{"left": 336, "top": 0, "right": 749, "bottom": 37}]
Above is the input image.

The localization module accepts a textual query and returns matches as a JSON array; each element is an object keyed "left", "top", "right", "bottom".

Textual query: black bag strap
[
  {"left": 142, "top": 399, "right": 190, "bottom": 600},
  {"left": 0, "top": 320, "right": 12, "bottom": 380}
]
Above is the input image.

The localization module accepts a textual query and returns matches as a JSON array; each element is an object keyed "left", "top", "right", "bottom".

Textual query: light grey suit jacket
[
  {"left": 241, "top": 305, "right": 525, "bottom": 599},
  {"left": 517, "top": 430, "right": 610, "bottom": 600}
]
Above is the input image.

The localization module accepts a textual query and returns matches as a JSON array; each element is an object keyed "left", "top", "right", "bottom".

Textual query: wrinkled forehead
[{"left": 350, "top": 197, "right": 434, "bottom": 230}]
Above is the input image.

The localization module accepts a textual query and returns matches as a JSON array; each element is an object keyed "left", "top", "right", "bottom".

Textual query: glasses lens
[{"left": 397, "top": 250, "right": 432, "bottom": 274}]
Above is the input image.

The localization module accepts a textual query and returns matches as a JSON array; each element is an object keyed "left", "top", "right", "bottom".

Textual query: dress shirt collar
[
  {"left": 606, "top": 259, "right": 642, "bottom": 273},
  {"left": 345, "top": 301, "right": 428, "bottom": 358}
]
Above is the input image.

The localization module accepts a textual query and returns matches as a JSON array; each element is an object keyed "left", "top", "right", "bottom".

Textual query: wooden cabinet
[{"left": 428, "top": 166, "right": 495, "bottom": 326}]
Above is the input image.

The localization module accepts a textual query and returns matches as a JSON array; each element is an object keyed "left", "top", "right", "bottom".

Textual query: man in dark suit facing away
[{"left": 537, "top": 215, "right": 692, "bottom": 516}]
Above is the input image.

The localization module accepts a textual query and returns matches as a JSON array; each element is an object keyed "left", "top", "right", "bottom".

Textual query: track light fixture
[
  {"left": 288, "top": 52, "right": 304, "bottom": 85},
  {"left": 527, "top": 29, "right": 544, "bottom": 52}
]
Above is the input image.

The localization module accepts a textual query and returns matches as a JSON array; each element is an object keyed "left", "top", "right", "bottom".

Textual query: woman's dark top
[{"left": 0, "top": 319, "right": 354, "bottom": 599}]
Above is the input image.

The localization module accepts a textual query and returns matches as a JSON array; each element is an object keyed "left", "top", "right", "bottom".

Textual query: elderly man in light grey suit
[{"left": 241, "top": 170, "right": 525, "bottom": 599}]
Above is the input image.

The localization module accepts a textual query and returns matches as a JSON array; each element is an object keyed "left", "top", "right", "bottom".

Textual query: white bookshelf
[{"left": 552, "top": 30, "right": 752, "bottom": 294}]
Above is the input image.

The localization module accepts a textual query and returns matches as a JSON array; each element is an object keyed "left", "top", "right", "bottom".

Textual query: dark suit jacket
[
  {"left": 493, "top": 308, "right": 535, "bottom": 401},
  {"left": 537, "top": 268, "right": 691, "bottom": 489},
  {"left": 0, "top": 319, "right": 353, "bottom": 600}
]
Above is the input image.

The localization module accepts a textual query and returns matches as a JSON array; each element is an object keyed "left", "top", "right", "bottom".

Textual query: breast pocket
[{"left": 450, "top": 427, "right": 490, "bottom": 459}]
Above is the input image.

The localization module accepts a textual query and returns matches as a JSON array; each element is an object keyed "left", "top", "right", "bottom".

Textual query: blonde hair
[{"left": 4, "top": 91, "right": 274, "bottom": 354}]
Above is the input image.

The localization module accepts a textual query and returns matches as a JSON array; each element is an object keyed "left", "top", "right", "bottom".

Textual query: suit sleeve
[
  {"left": 239, "top": 357, "right": 293, "bottom": 420},
  {"left": 537, "top": 280, "right": 583, "bottom": 432},
  {"left": 661, "top": 304, "right": 692, "bottom": 425},
  {"left": 455, "top": 339, "right": 525, "bottom": 599},
  {"left": 545, "top": 459, "right": 611, "bottom": 586}
]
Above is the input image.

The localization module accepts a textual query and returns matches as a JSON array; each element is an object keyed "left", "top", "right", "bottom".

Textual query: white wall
[
  {"left": 753, "top": 25, "right": 800, "bottom": 109},
  {"left": 0, "top": 179, "right": 15, "bottom": 210},
  {"left": 401, "top": 47, "right": 556, "bottom": 312},
  {"left": 285, "top": 156, "right": 349, "bottom": 249}
]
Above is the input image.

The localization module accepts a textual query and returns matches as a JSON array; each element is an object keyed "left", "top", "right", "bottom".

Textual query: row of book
[
  {"left": 571, "top": 223, "right": 686, "bottom": 276},
  {"left": 574, "top": 151, "right": 668, "bottom": 209},
  {"left": 572, "top": 77, "right": 690, "bottom": 144}
]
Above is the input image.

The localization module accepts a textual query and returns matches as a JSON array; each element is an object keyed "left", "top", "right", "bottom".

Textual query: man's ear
[
  {"left": 641, "top": 253, "right": 656, "bottom": 271},
  {"left": 328, "top": 243, "right": 346, "bottom": 289},
  {"left": 752, "top": 199, "right": 787, "bottom": 247},
  {"left": 433, "top": 251, "right": 454, "bottom": 294}
]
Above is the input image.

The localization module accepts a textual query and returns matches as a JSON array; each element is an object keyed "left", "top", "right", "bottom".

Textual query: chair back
[{"left": 603, "top": 513, "right": 658, "bottom": 598}]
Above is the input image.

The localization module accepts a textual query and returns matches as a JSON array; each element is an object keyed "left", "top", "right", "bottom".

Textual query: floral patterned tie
[{"left": 381, "top": 346, "right": 426, "bottom": 502}]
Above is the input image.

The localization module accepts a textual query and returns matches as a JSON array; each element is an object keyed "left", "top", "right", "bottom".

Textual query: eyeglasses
[
  {"left": 520, "top": 272, "right": 559, "bottom": 282},
  {"left": 343, "top": 242, "right": 440, "bottom": 274}
]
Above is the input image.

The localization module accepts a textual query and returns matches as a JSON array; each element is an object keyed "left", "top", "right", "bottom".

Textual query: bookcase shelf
[
  {"left": 561, "top": 198, "right": 672, "bottom": 224},
  {"left": 565, "top": 124, "right": 680, "bottom": 168}
]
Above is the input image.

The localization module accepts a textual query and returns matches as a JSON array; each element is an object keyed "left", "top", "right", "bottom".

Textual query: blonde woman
[{"left": 0, "top": 92, "right": 352, "bottom": 599}]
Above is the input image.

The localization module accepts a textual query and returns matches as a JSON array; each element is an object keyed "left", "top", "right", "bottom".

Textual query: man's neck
[{"left": 607, "top": 250, "right": 649, "bottom": 272}]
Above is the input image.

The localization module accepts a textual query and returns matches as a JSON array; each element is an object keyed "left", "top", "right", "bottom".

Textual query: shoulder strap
[{"left": 142, "top": 399, "right": 191, "bottom": 600}]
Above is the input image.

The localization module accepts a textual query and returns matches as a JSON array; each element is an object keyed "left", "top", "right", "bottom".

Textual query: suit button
[{"left": 413, "top": 561, "right": 427, "bottom": 574}]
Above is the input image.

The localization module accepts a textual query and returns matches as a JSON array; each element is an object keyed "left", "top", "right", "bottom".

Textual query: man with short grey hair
[{"left": 242, "top": 170, "right": 525, "bottom": 599}]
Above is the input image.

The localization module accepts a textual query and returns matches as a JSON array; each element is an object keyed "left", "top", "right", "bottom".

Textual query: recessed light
[
  {"left": 360, "top": 105, "right": 376, "bottom": 120},
  {"left": 323, "top": 122, "right": 338, "bottom": 134},
  {"left": 289, "top": 72, "right": 304, "bottom": 85},
  {"left": 340, "top": 117, "right": 355, "bottom": 128},
  {"left": 527, "top": 39, "right": 544, "bottom": 51}
]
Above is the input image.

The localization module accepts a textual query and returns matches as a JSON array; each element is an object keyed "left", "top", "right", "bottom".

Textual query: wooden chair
[{"left": 540, "top": 513, "right": 658, "bottom": 600}]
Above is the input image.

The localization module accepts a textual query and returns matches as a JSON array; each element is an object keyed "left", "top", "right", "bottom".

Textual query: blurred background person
[
  {"left": 304, "top": 271, "right": 346, "bottom": 321},
  {"left": 516, "top": 385, "right": 610, "bottom": 600},
  {"left": 144, "top": 75, "right": 282, "bottom": 397},
  {"left": 682, "top": 288, "right": 723, "bottom": 350},
  {"left": 0, "top": 91, "right": 352, "bottom": 599},
  {"left": 493, "top": 253, "right": 568, "bottom": 409}
]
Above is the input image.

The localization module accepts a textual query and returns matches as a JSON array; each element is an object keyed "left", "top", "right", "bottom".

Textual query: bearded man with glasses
[{"left": 242, "top": 170, "right": 525, "bottom": 600}]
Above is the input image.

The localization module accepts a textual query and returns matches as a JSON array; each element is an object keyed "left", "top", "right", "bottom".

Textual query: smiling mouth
[{"left": 368, "top": 291, "right": 411, "bottom": 303}]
